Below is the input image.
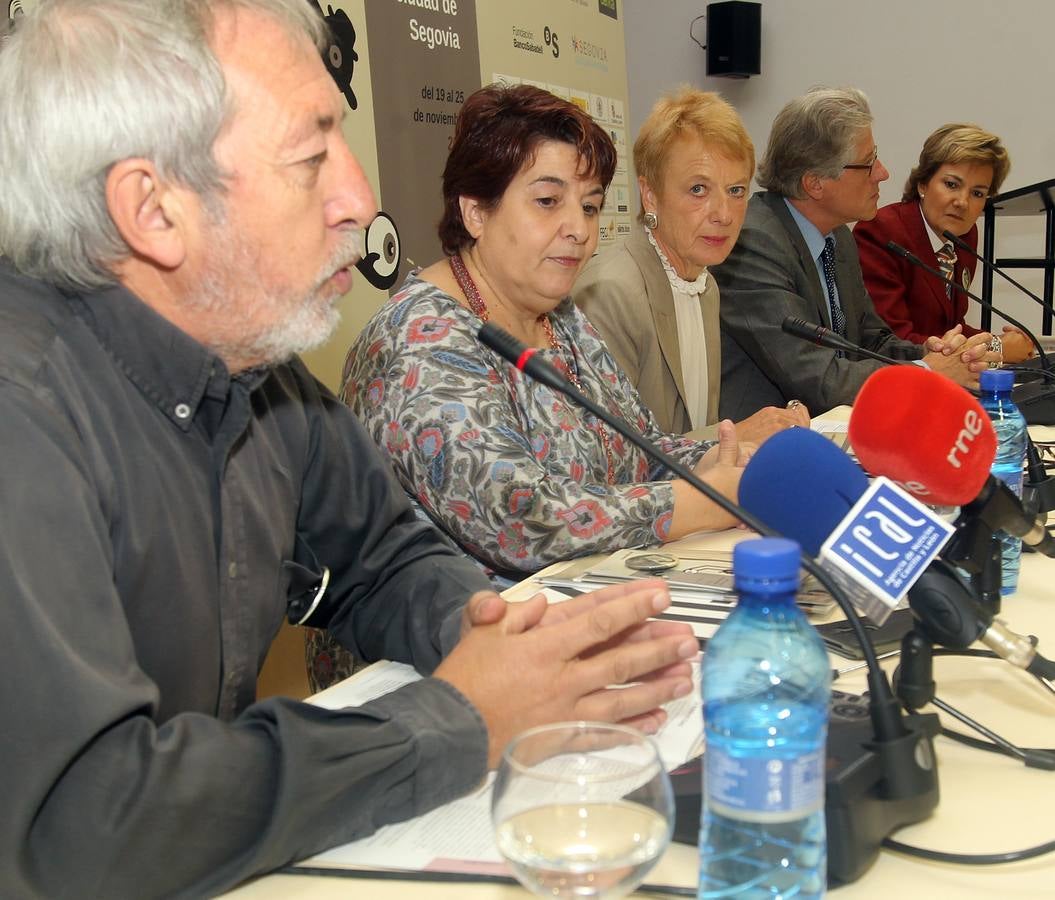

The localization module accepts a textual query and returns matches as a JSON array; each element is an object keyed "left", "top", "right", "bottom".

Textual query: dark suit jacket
[
  {"left": 574, "top": 227, "right": 721, "bottom": 436},
  {"left": 712, "top": 191, "right": 924, "bottom": 418},
  {"left": 853, "top": 199, "right": 980, "bottom": 344}
]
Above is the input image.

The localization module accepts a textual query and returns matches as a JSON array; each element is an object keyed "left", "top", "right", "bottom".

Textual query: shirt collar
[
  {"left": 67, "top": 281, "right": 237, "bottom": 431},
  {"left": 784, "top": 197, "right": 831, "bottom": 262},
  {"left": 917, "top": 201, "right": 946, "bottom": 254},
  {"left": 645, "top": 225, "right": 710, "bottom": 295}
]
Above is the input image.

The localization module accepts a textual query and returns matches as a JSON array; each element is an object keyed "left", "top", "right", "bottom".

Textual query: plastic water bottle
[
  {"left": 979, "top": 369, "right": 1027, "bottom": 595},
  {"left": 698, "top": 538, "right": 831, "bottom": 898}
]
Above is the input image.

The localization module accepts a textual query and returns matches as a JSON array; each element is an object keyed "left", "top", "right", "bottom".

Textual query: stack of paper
[{"left": 538, "top": 548, "right": 834, "bottom": 645}]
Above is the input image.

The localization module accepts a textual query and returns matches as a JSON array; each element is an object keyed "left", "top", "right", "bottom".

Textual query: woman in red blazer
[{"left": 854, "top": 124, "right": 1030, "bottom": 360}]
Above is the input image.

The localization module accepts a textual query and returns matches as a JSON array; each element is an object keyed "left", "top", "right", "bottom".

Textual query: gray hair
[
  {"left": 0, "top": 0, "right": 327, "bottom": 290},
  {"left": 756, "top": 87, "right": 873, "bottom": 199}
]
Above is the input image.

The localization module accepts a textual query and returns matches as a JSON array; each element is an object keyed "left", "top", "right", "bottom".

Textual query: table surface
[{"left": 227, "top": 416, "right": 1055, "bottom": 898}]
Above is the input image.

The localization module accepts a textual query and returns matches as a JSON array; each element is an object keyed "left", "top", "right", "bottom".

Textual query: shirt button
[
  {"left": 174, "top": 403, "right": 191, "bottom": 420},
  {"left": 228, "top": 562, "right": 238, "bottom": 579}
]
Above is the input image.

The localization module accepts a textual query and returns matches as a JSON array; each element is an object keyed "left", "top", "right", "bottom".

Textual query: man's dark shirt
[{"left": 0, "top": 261, "right": 491, "bottom": 898}]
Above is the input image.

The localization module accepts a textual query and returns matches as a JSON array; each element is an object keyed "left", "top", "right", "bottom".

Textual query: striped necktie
[{"left": 936, "top": 241, "right": 957, "bottom": 298}]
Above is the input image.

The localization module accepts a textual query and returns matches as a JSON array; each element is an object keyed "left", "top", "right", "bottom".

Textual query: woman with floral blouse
[{"left": 341, "top": 83, "right": 746, "bottom": 583}]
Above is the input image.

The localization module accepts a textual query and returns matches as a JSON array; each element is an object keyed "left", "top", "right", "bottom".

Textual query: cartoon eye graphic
[
  {"left": 306, "top": 1, "right": 358, "bottom": 109},
  {"left": 307, "top": 1, "right": 359, "bottom": 111},
  {"left": 328, "top": 43, "right": 343, "bottom": 71},
  {"left": 355, "top": 212, "right": 402, "bottom": 291}
]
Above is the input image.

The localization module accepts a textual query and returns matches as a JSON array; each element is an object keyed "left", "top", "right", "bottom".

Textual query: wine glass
[{"left": 492, "top": 722, "right": 674, "bottom": 899}]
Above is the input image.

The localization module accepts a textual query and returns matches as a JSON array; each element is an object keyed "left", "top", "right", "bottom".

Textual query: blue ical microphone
[
  {"left": 742, "top": 427, "right": 954, "bottom": 623},
  {"left": 740, "top": 428, "right": 867, "bottom": 556}
]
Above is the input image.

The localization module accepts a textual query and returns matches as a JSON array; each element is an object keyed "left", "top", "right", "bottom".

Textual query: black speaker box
[{"left": 706, "top": 1, "right": 761, "bottom": 78}]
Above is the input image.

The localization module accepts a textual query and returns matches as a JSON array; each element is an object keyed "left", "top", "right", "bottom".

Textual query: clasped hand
[
  {"left": 924, "top": 325, "right": 999, "bottom": 387},
  {"left": 435, "top": 580, "right": 698, "bottom": 768}
]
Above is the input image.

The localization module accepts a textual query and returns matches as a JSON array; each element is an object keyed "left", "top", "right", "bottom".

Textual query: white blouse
[{"left": 647, "top": 226, "right": 711, "bottom": 430}]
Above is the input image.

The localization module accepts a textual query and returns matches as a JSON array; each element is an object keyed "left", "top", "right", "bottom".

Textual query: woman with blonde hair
[
  {"left": 575, "top": 87, "right": 810, "bottom": 438},
  {"left": 854, "top": 123, "right": 1030, "bottom": 361}
]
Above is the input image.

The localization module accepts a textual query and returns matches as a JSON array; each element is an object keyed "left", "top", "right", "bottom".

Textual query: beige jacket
[{"left": 574, "top": 227, "right": 721, "bottom": 436}]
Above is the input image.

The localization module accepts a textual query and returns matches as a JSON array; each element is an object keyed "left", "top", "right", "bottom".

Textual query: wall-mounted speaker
[{"left": 706, "top": 1, "right": 761, "bottom": 78}]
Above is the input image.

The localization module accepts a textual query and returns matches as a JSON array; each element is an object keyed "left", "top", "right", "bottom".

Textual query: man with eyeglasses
[{"left": 712, "top": 87, "right": 996, "bottom": 418}]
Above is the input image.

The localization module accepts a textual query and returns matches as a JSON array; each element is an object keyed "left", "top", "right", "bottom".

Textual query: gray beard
[{"left": 189, "top": 225, "right": 364, "bottom": 369}]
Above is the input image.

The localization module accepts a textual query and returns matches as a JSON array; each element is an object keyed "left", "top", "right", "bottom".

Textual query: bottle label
[{"left": 705, "top": 745, "right": 825, "bottom": 822}]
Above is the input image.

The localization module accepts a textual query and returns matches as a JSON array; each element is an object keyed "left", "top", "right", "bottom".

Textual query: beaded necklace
[{"left": 447, "top": 253, "right": 616, "bottom": 484}]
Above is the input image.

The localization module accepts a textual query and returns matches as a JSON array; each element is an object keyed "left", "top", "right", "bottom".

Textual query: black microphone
[
  {"left": 959, "top": 475, "right": 1055, "bottom": 558},
  {"left": 892, "top": 575, "right": 1055, "bottom": 769},
  {"left": 476, "top": 323, "right": 573, "bottom": 393},
  {"left": 780, "top": 316, "right": 906, "bottom": 366},
  {"left": 885, "top": 240, "right": 1050, "bottom": 371},
  {"left": 907, "top": 559, "right": 1055, "bottom": 680}
]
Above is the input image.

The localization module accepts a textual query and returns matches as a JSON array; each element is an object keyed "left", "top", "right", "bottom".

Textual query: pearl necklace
[{"left": 448, "top": 254, "right": 616, "bottom": 484}]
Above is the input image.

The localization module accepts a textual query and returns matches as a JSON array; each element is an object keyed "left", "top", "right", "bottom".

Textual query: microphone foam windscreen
[
  {"left": 740, "top": 427, "right": 868, "bottom": 556},
  {"left": 848, "top": 366, "right": 996, "bottom": 507}
]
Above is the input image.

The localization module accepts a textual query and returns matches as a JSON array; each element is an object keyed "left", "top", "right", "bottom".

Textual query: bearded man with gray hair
[
  {"left": 0, "top": 2, "right": 696, "bottom": 895},
  {"left": 712, "top": 87, "right": 996, "bottom": 418}
]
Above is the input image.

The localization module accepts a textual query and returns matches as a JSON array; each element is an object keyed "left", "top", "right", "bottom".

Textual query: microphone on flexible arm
[
  {"left": 885, "top": 240, "right": 1051, "bottom": 372},
  {"left": 780, "top": 316, "right": 908, "bottom": 366},
  {"left": 479, "top": 321, "right": 940, "bottom": 884},
  {"left": 480, "top": 321, "right": 894, "bottom": 696},
  {"left": 477, "top": 325, "right": 915, "bottom": 712}
]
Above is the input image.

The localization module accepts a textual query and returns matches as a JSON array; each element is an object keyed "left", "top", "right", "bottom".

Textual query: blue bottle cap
[
  {"left": 733, "top": 537, "right": 802, "bottom": 593},
  {"left": 979, "top": 368, "right": 1014, "bottom": 392}
]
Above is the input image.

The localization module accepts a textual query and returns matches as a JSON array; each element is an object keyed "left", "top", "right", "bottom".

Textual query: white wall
[{"left": 623, "top": 0, "right": 1055, "bottom": 335}]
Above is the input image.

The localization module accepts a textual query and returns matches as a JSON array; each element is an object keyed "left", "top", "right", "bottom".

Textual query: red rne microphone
[{"left": 848, "top": 366, "right": 997, "bottom": 507}]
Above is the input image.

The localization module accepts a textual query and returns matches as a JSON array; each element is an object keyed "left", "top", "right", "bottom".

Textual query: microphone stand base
[
  {"left": 825, "top": 703, "right": 942, "bottom": 884},
  {"left": 668, "top": 692, "right": 941, "bottom": 886}
]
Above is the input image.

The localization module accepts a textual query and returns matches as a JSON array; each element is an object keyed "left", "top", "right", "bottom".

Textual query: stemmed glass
[{"left": 492, "top": 722, "right": 674, "bottom": 899}]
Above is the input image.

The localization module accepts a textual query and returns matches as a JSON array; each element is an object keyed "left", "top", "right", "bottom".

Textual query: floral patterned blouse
[{"left": 341, "top": 273, "right": 713, "bottom": 578}]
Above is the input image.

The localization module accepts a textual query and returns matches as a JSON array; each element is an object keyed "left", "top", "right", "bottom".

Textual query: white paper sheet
[{"left": 301, "top": 659, "right": 703, "bottom": 872}]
